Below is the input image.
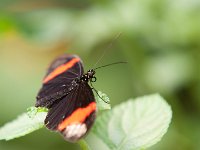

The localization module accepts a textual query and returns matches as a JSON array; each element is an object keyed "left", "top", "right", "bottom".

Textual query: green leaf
[
  {"left": 0, "top": 111, "right": 47, "bottom": 141},
  {"left": 92, "top": 94, "right": 172, "bottom": 150},
  {"left": 0, "top": 90, "right": 109, "bottom": 142},
  {"left": 27, "top": 106, "right": 48, "bottom": 119}
]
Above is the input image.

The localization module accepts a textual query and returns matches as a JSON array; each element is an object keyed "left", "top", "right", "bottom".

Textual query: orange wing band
[
  {"left": 57, "top": 102, "right": 96, "bottom": 131},
  {"left": 43, "top": 57, "right": 80, "bottom": 84}
]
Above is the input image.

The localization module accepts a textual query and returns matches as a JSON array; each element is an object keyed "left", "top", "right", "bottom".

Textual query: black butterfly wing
[
  {"left": 36, "top": 54, "right": 84, "bottom": 108},
  {"left": 45, "top": 82, "right": 96, "bottom": 142}
]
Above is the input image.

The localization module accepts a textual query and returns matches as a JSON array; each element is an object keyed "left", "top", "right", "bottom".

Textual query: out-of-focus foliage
[{"left": 0, "top": 0, "right": 199, "bottom": 150}]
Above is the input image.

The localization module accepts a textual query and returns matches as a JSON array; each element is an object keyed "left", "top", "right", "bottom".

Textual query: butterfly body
[{"left": 36, "top": 54, "right": 97, "bottom": 142}]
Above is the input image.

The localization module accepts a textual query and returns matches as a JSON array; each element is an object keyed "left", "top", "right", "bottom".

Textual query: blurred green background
[{"left": 0, "top": 0, "right": 200, "bottom": 150}]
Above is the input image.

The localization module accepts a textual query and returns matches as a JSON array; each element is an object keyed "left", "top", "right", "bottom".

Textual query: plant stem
[{"left": 77, "top": 139, "right": 92, "bottom": 150}]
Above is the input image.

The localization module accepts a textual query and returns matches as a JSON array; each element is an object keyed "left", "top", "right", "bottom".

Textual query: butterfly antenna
[
  {"left": 92, "top": 32, "right": 122, "bottom": 69},
  {"left": 90, "top": 82, "right": 110, "bottom": 104},
  {"left": 94, "top": 61, "right": 127, "bottom": 70}
]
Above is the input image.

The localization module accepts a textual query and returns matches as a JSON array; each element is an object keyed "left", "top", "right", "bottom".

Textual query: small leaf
[
  {"left": 37, "top": 107, "right": 48, "bottom": 113},
  {"left": 92, "top": 94, "right": 172, "bottom": 150},
  {"left": 27, "top": 107, "right": 38, "bottom": 118},
  {"left": 96, "top": 91, "right": 111, "bottom": 111},
  {"left": 0, "top": 111, "right": 47, "bottom": 141},
  {"left": 27, "top": 107, "right": 48, "bottom": 119}
]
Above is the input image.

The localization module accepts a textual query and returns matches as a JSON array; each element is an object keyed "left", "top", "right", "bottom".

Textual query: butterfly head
[{"left": 80, "top": 69, "right": 96, "bottom": 82}]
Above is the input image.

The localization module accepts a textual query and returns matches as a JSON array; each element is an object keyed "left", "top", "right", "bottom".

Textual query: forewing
[
  {"left": 44, "top": 82, "right": 96, "bottom": 142},
  {"left": 36, "top": 54, "right": 84, "bottom": 108}
]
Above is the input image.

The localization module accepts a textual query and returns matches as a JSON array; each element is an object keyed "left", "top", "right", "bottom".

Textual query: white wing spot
[{"left": 62, "top": 123, "right": 87, "bottom": 142}]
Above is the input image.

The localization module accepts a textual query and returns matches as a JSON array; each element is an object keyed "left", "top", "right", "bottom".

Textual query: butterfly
[{"left": 35, "top": 54, "right": 97, "bottom": 142}]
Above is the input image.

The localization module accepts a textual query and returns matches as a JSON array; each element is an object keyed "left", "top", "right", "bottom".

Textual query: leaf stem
[{"left": 77, "top": 139, "right": 92, "bottom": 150}]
